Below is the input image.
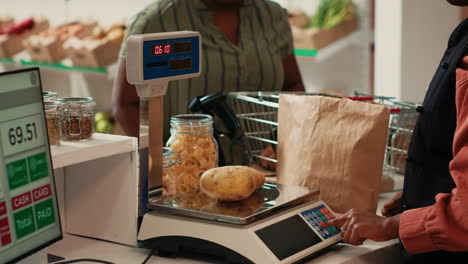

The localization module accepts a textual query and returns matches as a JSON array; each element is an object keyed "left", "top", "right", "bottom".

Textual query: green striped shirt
[{"left": 120, "top": 0, "right": 293, "bottom": 140}]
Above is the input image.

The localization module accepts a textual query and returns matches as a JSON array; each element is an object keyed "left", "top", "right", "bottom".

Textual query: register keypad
[{"left": 301, "top": 205, "right": 340, "bottom": 239}]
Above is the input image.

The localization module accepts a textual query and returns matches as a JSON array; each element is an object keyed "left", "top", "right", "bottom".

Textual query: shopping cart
[{"left": 228, "top": 91, "right": 420, "bottom": 175}]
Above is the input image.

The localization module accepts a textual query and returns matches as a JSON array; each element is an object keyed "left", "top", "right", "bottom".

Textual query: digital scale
[{"left": 126, "top": 32, "right": 342, "bottom": 263}]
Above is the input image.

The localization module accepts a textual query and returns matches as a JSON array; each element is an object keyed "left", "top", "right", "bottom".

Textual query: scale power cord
[
  {"left": 54, "top": 258, "right": 116, "bottom": 264},
  {"left": 50, "top": 248, "right": 157, "bottom": 264}
]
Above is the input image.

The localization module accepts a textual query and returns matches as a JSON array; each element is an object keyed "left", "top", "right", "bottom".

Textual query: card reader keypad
[{"left": 301, "top": 205, "right": 340, "bottom": 239}]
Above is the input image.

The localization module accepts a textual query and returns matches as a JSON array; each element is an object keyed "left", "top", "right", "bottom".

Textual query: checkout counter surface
[{"left": 48, "top": 189, "right": 403, "bottom": 264}]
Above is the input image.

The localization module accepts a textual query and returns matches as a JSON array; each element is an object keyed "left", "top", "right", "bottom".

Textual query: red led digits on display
[{"left": 152, "top": 44, "right": 171, "bottom": 56}]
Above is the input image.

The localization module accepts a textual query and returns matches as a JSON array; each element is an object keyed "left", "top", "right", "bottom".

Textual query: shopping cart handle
[
  {"left": 189, "top": 93, "right": 242, "bottom": 134},
  {"left": 345, "top": 96, "right": 375, "bottom": 101}
]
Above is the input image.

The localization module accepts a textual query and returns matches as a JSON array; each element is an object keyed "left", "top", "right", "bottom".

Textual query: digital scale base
[{"left": 138, "top": 199, "right": 342, "bottom": 264}]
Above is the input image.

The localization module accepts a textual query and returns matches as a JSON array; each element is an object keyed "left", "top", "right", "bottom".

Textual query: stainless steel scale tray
[{"left": 148, "top": 182, "right": 319, "bottom": 225}]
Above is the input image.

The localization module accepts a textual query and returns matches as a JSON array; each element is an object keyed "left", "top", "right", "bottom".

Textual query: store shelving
[
  {"left": 50, "top": 133, "right": 140, "bottom": 246},
  {"left": 51, "top": 133, "right": 137, "bottom": 169},
  {"left": 294, "top": 30, "right": 361, "bottom": 62},
  {"left": 0, "top": 54, "right": 117, "bottom": 78},
  {"left": 20, "top": 59, "right": 108, "bottom": 74}
]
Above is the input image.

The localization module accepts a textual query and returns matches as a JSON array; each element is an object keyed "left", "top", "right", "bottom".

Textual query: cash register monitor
[{"left": 0, "top": 68, "right": 62, "bottom": 263}]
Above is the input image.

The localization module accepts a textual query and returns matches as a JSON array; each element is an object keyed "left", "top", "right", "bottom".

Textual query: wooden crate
[
  {"left": 64, "top": 38, "right": 122, "bottom": 68},
  {"left": 0, "top": 17, "right": 14, "bottom": 29},
  {"left": 23, "top": 21, "right": 97, "bottom": 63},
  {"left": 0, "top": 19, "right": 49, "bottom": 58},
  {"left": 293, "top": 18, "right": 358, "bottom": 50}
]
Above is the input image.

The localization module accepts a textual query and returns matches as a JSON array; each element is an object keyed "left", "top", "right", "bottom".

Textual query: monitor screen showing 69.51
[{"left": 0, "top": 68, "right": 62, "bottom": 264}]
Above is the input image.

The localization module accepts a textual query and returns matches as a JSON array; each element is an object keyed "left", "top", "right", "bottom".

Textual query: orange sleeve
[{"left": 399, "top": 63, "right": 468, "bottom": 254}]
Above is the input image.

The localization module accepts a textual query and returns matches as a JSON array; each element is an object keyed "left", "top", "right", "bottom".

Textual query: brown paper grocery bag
[{"left": 277, "top": 95, "right": 389, "bottom": 214}]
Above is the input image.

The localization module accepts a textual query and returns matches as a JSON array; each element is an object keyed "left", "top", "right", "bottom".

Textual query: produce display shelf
[
  {"left": 294, "top": 49, "right": 318, "bottom": 57},
  {"left": 294, "top": 31, "right": 360, "bottom": 62},
  {"left": 0, "top": 57, "right": 14, "bottom": 63},
  {"left": 51, "top": 133, "right": 138, "bottom": 169},
  {"left": 19, "top": 59, "right": 108, "bottom": 74}
]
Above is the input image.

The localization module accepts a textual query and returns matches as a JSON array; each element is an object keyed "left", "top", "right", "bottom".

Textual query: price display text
[{"left": 0, "top": 115, "right": 45, "bottom": 157}]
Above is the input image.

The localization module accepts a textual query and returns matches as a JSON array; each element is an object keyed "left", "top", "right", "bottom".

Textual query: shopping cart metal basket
[{"left": 228, "top": 91, "right": 420, "bottom": 175}]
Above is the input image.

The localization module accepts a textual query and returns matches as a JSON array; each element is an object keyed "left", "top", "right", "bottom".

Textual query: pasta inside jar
[{"left": 166, "top": 114, "right": 218, "bottom": 195}]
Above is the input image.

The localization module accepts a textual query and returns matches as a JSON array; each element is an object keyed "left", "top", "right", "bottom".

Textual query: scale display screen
[
  {"left": 255, "top": 215, "right": 322, "bottom": 261},
  {"left": 0, "top": 68, "right": 62, "bottom": 264},
  {"left": 142, "top": 36, "right": 200, "bottom": 80}
]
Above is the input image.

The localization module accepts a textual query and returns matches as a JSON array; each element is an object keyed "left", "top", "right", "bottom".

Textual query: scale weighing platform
[
  {"left": 125, "top": 32, "right": 342, "bottom": 263},
  {"left": 139, "top": 183, "right": 342, "bottom": 264}
]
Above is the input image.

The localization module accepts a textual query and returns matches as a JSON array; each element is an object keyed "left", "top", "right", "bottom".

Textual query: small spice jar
[
  {"left": 166, "top": 114, "right": 218, "bottom": 195},
  {"left": 42, "top": 91, "right": 58, "bottom": 102},
  {"left": 58, "top": 97, "right": 96, "bottom": 141},
  {"left": 162, "top": 147, "right": 181, "bottom": 196},
  {"left": 44, "top": 101, "right": 64, "bottom": 147}
]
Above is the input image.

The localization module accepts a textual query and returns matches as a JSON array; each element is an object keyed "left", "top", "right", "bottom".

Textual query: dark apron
[{"left": 400, "top": 19, "right": 468, "bottom": 263}]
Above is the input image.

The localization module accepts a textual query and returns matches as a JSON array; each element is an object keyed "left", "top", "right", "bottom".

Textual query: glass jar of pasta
[
  {"left": 162, "top": 147, "right": 181, "bottom": 196},
  {"left": 166, "top": 114, "right": 218, "bottom": 195}
]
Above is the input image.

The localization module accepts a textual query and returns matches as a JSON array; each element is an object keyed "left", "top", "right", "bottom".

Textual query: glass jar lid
[
  {"left": 42, "top": 91, "right": 58, "bottom": 101},
  {"left": 57, "top": 97, "right": 96, "bottom": 110},
  {"left": 44, "top": 100, "right": 64, "bottom": 114},
  {"left": 170, "top": 114, "right": 213, "bottom": 134}
]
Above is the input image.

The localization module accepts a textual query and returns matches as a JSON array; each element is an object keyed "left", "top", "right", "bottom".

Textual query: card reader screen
[{"left": 255, "top": 215, "right": 322, "bottom": 261}]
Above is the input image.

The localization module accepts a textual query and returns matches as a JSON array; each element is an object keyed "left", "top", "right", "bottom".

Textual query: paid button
[{"left": 34, "top": 198, "right": 55, "bottom": 230}]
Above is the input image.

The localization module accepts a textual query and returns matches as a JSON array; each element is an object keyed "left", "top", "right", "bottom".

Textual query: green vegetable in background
[
  {"left": 95, "top": 112, "right": 115, "bottom": 133},
  {"left": 309, "top": 0, "right": 356, "bottom": 29}
]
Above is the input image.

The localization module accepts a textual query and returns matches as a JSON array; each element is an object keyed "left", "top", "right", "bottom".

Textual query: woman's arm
[
  {"left": 282, "top": 53, "right": 305, "bottom": 92},
  {"left": 112, "top": 59, "right": 140, "bottom": 138}
]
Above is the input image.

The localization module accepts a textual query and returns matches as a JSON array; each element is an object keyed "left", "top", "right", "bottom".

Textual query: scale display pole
[
  {"left": 148, "top": 96, "right": 163, "bottom": 187},
  {"left": 126, "top": 31, "right": 202, "bottom": 192}
]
